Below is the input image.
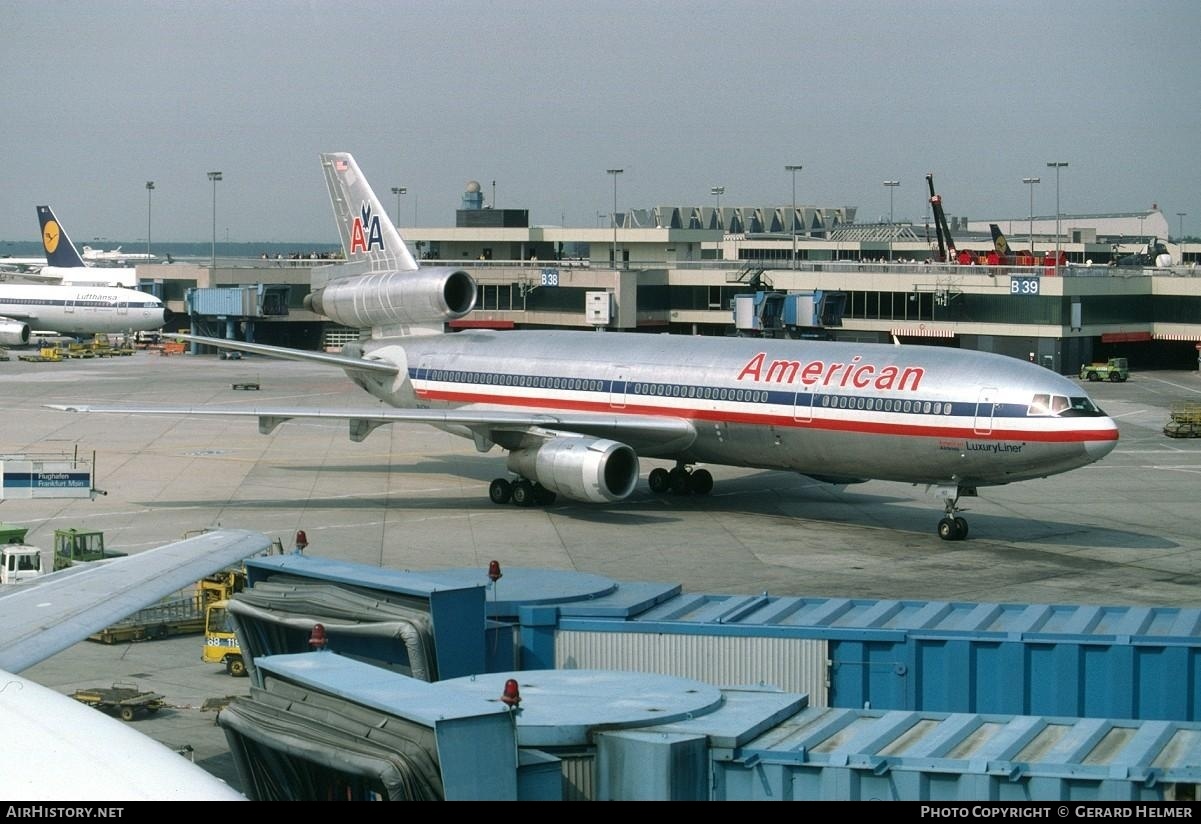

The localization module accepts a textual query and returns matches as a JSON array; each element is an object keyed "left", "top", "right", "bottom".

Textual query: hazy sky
[{"left": 3, "top": 0, "right": 1199, "bottom": 242}]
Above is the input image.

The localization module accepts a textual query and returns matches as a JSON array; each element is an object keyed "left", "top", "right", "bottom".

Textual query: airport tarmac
[{"left": 4, "top": 349, "right": 1201, "bottom": 793}]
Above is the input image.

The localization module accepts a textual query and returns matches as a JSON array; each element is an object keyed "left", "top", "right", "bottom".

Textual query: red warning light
[
  {"left": 488, "top": 560, "right": 502, "bottom": 583},
  {"left": 295, "top": 530, "right": 308, "bottom": 549},
  {"left": 309, "top": 622, "right": 327, "bottom": 650},
  {"left": 500, "top": 678, "right": 521, "bottom": 707}
]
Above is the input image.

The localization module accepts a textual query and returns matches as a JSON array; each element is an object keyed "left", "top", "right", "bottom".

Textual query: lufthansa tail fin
[
  {"left": 320, "top": 153, "right": 418, "bottom": 273},
  {"left": 990, "top": 224, "right": 1011, "bottom": 257},
  {"left": 37, "top": 206, "right": 87, "bottom": 268}
]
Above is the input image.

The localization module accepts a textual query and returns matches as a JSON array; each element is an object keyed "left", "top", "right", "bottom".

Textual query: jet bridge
[{"left": 230, "top": 555, "right": 498, "bottom": 682}]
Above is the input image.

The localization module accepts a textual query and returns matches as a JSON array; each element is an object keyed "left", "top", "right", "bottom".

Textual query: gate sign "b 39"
[{"left": 1010, "top": 276, "right": 1040, "bottom": 295}]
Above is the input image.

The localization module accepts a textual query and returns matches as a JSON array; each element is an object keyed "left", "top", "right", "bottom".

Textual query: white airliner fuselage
[{"left": 0, "top": 282, "right": 165, "bottom": 342}]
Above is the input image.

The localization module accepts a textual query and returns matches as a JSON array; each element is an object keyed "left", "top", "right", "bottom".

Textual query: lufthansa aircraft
[
  {"left": 49, "top": 153, "right": 1119, "bottom": 541},
  {"left": 0, "top": 281, "right": 165, "bottom": 343}
]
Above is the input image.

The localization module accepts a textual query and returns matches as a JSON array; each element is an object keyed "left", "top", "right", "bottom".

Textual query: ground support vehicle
[{"left": 70, "top": 683, "right": 165, "bottom": 722}]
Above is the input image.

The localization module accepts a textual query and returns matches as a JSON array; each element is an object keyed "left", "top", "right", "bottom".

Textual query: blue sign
[
  {"left": 1010, "top": 276, "right": 1040, "bottom": 296},
  {"left": 540, "top": 269, "right": 560, "bottom": 287}
]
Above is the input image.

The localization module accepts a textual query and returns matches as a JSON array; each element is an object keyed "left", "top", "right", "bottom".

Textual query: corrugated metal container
[{"left": 555, "top": 631, "right": 828, "bottom": 702}]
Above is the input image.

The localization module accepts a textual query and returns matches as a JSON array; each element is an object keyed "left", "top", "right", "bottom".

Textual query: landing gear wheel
[
  {"left": 954, "top": 517, "right": 969, "bottom": 540},
  {"left": 511, "top": 480, "right": 535, "bottom": 507},
  {"left": 688, "top": 468, "right": 714, "bottom": 495},
  {"left": 532, "top": 483, "right": 557, "bottom": 506},
  {"left": 668, "top": 467, "right": 690, "bottom": 495},
  {"left": 938, "top": 517, "right": 958, "bottom": 541},
  {"left": 648, "top": 467, "right": 670, "bottom": 494},
  {"left": 489, "top": 478, "right": 512, "bottom": 505}
]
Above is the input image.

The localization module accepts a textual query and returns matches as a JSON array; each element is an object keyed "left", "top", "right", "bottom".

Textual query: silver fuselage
[{"left": 348, "top": 331, "right": 1118, "bottom": 488}]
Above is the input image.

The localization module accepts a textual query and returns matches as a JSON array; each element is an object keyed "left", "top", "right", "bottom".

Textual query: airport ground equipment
[
  {"left": 69, "top": 682, "right": 164, "bottom": 722},
  {"left": 53, "top": 528, "right": 123, "bottom": 570},
  {"left": 1079, "top": 356, "right": 1129, "bottom": 382},
  {"left": 0, "top": 523, "right": 43, "bottom": 585},
  {"left": 1164, "top": 401, "right": 1201, "bottom": 438},
  {"left": 17, "top": 346, "right": 61, "bottom": 362},
  {"left": 90, "top": 567, "right": 246, "bottom": 645}
]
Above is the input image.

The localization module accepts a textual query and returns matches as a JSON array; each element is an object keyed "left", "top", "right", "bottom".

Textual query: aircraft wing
[
  {"left": 0, "top": 528, "right": 272, "bottom": 673},
  {"left": 46, "top": 403, "right": 699, "bottom": 454}
]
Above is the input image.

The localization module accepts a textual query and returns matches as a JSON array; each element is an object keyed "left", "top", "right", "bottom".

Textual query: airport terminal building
[{"left": 141, "top": 196, "right": 1201, "bottom": 376}]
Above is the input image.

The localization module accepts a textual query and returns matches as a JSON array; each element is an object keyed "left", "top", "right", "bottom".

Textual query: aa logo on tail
[{"left": 350, "top": 203, "right": 385, "bottom": 254}]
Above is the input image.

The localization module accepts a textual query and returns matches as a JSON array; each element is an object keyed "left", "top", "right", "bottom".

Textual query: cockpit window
[{"left": 1028, "top": 394, "right": 1106, "bottom": 417}]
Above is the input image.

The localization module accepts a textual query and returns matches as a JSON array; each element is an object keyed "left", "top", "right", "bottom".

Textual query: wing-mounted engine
[
  {"left": 304, "top": 268, "right": 477, "bottom": 328},
  {"left": 0, "top": 319, "right": 30, "bottom": 347},
  {"left": 507, "top": 437, "right": 639, "bottom": 503}
]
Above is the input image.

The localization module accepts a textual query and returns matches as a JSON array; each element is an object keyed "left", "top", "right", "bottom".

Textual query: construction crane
[{"left": 926, "top": 173, "right": 958, "bottom": 263}]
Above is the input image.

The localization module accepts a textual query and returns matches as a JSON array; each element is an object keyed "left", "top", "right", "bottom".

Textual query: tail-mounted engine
[
  {"left": 507, "top": 437, "right": 639, "bottom": 503},
  {"left": 0, "top": 319, "right": 30, "bottom": 347},
  {"left": 304, "top": 267, "right": 476, "bottom": 328}
]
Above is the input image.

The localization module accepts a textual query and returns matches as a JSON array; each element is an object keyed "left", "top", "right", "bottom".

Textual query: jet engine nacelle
[
  {"left": 507, "top": 437, "right": 639, "bottom": 503},
  {"left": 0, "top": 319, "right": 30, "bottom": 347},
  {"left": 304, "top": 267, "right": 477, "bottom": 327}
]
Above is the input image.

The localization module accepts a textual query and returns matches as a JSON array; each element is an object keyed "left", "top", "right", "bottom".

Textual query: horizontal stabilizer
[{"left": 172, "top": 333, "right": 398, "bottom": 376}]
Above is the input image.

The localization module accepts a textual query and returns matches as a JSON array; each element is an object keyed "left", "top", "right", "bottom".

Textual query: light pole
[
  {"left": 1023, "top": 176, "right": 1040, "bottom": 257},
  {"left": 145, "top": 181, "right": 154, "bottom": 261},
  {"left": 710, "top": 186, "right": 725, "bottom": 230},
  {"left": 391, "top": 186, "right": 407, "bottom": 226},
  {"left": 1178, "top": 212, "right": 1187, "bottom": 241},
  {"left": 883, "top": 180, "right": 899, "bottom": 260},
  {"left": 207, "top": 171, "right": 222, "bottom": 268},
  {"left": 1046, "top": 161, "right": 1068, "bottom": 266},
  {"left": 785, "top": 164, "right": 802, "bottom": 268},
  {"left": 606, "top": 169, "right": 623, "bottom": 268}
]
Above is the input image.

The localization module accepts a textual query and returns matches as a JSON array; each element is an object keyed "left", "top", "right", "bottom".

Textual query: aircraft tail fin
[
  {"left": 37, "top": 206, "right": 87, "bottom": 268},
  {"left": 320, "top": 153, "right": 418, "bottom": 273},
  {"left": 990, "top": 224, "right": 1011, "bottom": 257}
]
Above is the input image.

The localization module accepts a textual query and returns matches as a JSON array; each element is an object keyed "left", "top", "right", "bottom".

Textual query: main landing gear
[
  {"left": 489, "top": 477, "right": 557, "bottom": 507},
  {"left": 647, "top": 463, "right": 714, "bottom": 497},
  {"left": 935, "top": 484, "right": 974, "bottom": 541}
]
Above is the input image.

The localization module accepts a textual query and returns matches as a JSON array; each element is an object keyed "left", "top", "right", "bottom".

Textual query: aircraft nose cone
[{"left": 1085, "top": 420, "right": 1119, "bottom": 462}]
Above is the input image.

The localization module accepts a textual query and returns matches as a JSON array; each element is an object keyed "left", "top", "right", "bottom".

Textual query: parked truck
[
  {"left": 1079, "top": 357, "right": 1129, "bottom": 383},
  {"left": 0, "top": 522, "right": 44, "bottom": 585}
]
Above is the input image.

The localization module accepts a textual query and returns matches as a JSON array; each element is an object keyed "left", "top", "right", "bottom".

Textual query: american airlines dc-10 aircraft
[{"left": 50, "top": 153, "right": 1118, "bottom": 541}]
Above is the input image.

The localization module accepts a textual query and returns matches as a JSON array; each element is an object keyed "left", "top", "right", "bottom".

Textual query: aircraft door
[
  {"left": 65, "top": 299, "right": 75, "bottom": 314},
  {"left": 973, "top": 387, "right": 997, "bottom": 435},
  {"left": 609, "top": 365, "right": 628, "bottom": 409},
  {"left": 793, "top": 389, "right": 814, "bottom": 422},
  {"left": 117, "top": 301, "right": 128, "bottom": 315}
]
